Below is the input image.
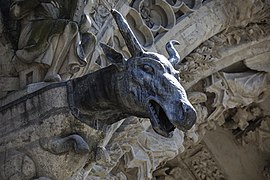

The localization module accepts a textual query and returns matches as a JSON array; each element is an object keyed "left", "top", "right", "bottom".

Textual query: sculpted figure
[
  {"left": 69, "top": 10, "right": 197, "bottom": 137},
  {"left": 0, "top": 9, "right": 197, "bottom": 179},
  {"left": 10, "top": 0, "right": 96, "bottom": 81}
]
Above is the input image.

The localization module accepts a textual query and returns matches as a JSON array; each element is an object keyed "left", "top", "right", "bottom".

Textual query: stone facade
[{"left": 0, "top": 0, "right": 270, "bottom": 179}]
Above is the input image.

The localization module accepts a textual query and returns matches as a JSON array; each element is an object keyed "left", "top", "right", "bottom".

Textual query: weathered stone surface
[
  {"left": 1, "top": 0, "right": 270, "bottom": 179},
  {"left": 0, "top": 85, "right": 99, "bottom": 179}
]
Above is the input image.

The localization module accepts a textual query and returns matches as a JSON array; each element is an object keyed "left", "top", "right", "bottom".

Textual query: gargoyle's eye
[{"left": 142, "top": 64, "right": 154, "bottom": 74}]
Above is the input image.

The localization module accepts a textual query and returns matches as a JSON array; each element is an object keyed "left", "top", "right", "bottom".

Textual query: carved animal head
[{"left": 100, "top": 10, "right": 196, "bottom": 137}]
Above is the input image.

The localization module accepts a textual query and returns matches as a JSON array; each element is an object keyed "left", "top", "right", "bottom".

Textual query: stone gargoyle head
[{"left": 98, "top": 10, "right": 197, "bottom": 137}]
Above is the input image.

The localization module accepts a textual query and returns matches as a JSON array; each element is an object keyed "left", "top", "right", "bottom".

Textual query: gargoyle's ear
[{"left": 100, "top": 43, "right": 126, "bottom": 69}]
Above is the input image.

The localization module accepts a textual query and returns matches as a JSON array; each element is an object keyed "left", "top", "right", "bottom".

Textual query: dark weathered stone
[{"left": 68, "top": 10, "right": 197, "bottom": 137}]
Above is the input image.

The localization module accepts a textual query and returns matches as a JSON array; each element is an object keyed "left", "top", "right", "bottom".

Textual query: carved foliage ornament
[{"left": 179, "top": 23, "right": 270, "bottom": 84}]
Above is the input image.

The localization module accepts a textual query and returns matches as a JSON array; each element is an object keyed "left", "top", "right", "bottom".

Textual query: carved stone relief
[
  {"left": 232, "top": 112, "right": 270, "bottom": 153},
  {"left": 1, "top": 0, "right": 270, "bottom": 179},
  {"left": 0, "top": 150, "right": 36, "bottom": 179},
  {"left": 153, "top": 142, "right": 225, "bottom": 180},
  {"left": 132, "top": 0, "right": 175, "bottom": 38},
  {"left": 89, "top": 0, "right": 111, "bottom": 35},
  {"left": 84, "top": 117, "right": 185, "bottom": 179},
  {"left": 126, "top": 8, "right": 154, "bottom": 48},
  {"left": 226, "top": 0, "right": 270, "bottom": 26},
  {"left": 9, "top": 0, "right": 96, "bottom": 84},
  {"left": 203, "top": 71, "right": 269, "bottom": 138},
  {"left": 117, "top": 0, "right": 207, "bottom": 50},
  {"left": 151, "top": 2, "right": 270, "bottom": 177},
  {"left": 1, "top": 7, "right": 197, "bottom": 180},
  {"left": 180, "top": 23, "right": 270, "bottom": 88}
]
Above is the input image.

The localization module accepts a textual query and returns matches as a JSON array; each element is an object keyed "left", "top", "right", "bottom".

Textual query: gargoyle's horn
[
  {"left": 166, "top": 40, "right": 181, "bottom": 70},
  {"left": 111, "top": 9, "right": 144, "bottom": 56}
]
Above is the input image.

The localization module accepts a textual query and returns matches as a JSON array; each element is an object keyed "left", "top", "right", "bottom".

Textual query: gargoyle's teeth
[
  {"left": 148, "top": 100, "right": 175, "bottom": 137},
  {"left": 155, "top": 113, "right": 159, "bottom": 119},
  {"left": 150, "top": 102, "right": 160, "bottom": 115},
  {"left": 150, "top": 107, "right": 157, "bottom": 117},
  {"left": 150, "top": 104, "right": 155, "bottom": 111}
]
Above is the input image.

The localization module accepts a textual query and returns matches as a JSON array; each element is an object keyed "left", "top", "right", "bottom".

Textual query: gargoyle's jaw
[
  {"left": 147, "top": 100, "right": 175, "bottom": 138},
  {"left": 147, "top": 99, "right": 197, "bottom": 137}
]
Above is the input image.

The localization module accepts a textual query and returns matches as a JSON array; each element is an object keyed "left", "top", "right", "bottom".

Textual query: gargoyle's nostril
[
  {"left": 182, "top": 104, "right": 190, "bottom": 112},
  {"left": 183, "top": 104, "right": 195, "bottom": 115}
]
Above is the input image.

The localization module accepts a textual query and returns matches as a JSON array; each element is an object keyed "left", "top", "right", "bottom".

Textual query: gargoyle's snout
[
  {"left": 163, "top": 99, "right": 197, "bottom": 133},
  {"left": 147, "top": 98, "right": 197, "bottom": 138},
  {"left": 178, "top": 101, "right": 197, "bottom": 131}
]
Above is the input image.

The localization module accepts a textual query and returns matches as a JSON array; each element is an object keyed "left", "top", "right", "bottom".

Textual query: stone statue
[
  {"left": 69, "top": 10, "right": 197, "bottom": 137},
  {"left": 0, "top": 9, "right": 197, "bottom": 179},
  {"left": 10, "top": 0, "right": 96, "bottom": 82}
]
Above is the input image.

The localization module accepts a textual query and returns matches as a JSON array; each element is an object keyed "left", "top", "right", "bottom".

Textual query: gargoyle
[{"left": 68, "top": 10, "right": 197, "bottom": 137}]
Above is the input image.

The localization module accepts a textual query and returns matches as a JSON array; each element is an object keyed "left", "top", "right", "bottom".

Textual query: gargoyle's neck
[{"left": 68, "top": 65, "right": 128, "bottom": 128}]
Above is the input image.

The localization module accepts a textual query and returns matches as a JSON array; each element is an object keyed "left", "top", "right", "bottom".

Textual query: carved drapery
[
  {"left": 0, "top": 10, "right": 18, "bottom": 98},
  {"left": 84, "top": 118, "right": 185, "bottom": 179}
]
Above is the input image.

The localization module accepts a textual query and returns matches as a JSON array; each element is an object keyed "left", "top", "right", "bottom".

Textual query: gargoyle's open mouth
[{"left": 148, "top": 100, "right": 175, "bottom": 137}]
